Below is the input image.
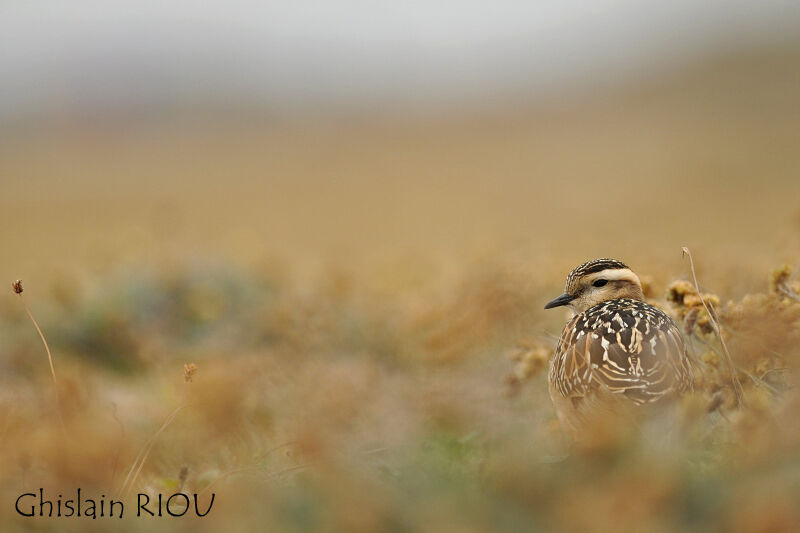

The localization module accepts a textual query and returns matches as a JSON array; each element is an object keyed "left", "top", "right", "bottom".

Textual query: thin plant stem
[
  {"left": 119, "top": 370, "right": 195, "bottom": 497},
  {"left": 15, "top": 289, "right": 66, "bottom": 433},
  {"left": 19, "top": 296, "right": 58, "bottom": 387},
  {"left": 120, "top": 404, "right": 185, "bottom": 498},
  {"left": 681, "top": 247, "right": 744, "bottom": 406}
]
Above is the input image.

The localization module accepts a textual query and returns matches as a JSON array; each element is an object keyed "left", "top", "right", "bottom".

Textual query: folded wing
[{"left": 549, "top": 300, "right": 693, "bottom": 404}]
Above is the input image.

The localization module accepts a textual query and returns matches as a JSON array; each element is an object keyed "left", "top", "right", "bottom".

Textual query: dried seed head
[
  {"left": 771, "top": 264, "right": 800, "bottom": 302},
  {"left": 770, "top": 264, "right": 792, "bottom": 294},
  {"left": 183, "top": 363, "right": 198, "bottom": 383},
  {"left": 12, "top": 280, "right": 23, "bottom": 294},
  {"left": 683, "top": 307, "right": 699, "bottom": 336},
  {"left": 666, "top": 279, "right": 696, "bottom": 307}
]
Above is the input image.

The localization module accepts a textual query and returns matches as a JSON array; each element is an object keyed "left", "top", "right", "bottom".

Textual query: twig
[{"left": 681, "top": 248, "right": 744, "bottom": 406}]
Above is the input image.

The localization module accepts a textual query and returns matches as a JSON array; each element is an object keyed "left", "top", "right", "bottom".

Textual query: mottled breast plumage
[{"left": 549, "top": 298, "right": 693, "bottom": 404}]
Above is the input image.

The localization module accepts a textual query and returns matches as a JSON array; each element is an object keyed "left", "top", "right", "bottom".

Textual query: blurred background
[
  {"left": 2, "top": 0, "right": 799, "bottom": 283},
  {"left": 2, "top": 2, "right": 800, "bottom": 531}
]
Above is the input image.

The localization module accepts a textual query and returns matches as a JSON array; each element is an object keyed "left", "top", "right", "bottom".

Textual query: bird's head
[{"left": 544, "top": 258, "right": 645, "bottom": 314}]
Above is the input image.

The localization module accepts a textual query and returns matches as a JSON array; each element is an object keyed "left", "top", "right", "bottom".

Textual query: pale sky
[{"left": 1, "top": 1, "right": 798, "bottom": 117}]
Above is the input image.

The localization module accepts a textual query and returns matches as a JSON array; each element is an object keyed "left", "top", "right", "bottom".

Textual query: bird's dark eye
[{"left": 592, "top": 279, "right": 608, "bottom": 287}]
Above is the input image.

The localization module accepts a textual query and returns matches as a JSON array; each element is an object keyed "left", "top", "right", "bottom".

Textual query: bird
[{"left": 544, "top": 258, "right": 693, "bottom": 438}]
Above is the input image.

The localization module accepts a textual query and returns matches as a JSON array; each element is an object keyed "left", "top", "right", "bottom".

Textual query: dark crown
[{"left": 565, "top": 258, "right": 629, "bottom": 289}]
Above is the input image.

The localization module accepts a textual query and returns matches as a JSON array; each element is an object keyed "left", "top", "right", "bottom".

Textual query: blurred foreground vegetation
[
  {"left": 1, "top": 43, "right": 800, "bottom": 532},
  {"left": 1, "top": 253, "right": 799, "bottom": 532}
]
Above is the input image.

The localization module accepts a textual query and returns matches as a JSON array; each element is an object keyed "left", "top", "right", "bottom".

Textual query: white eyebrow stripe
[{"left": 590, "top": 268, "right": 640, "bottom": 283}]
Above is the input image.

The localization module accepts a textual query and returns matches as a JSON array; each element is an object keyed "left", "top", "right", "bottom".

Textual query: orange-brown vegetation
[{"left": 1, "top": 45, "right": 799, "bottom": 531}]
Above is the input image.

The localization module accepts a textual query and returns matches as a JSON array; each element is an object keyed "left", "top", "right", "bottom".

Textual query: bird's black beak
[{"left": 544, "top": 293, "right": 574, "bottom": 310}]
